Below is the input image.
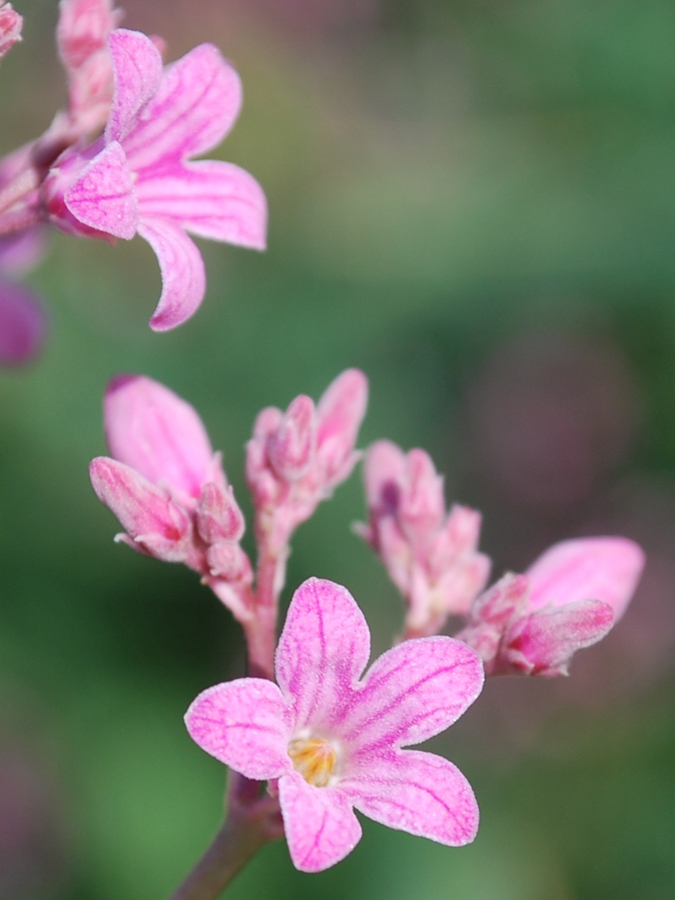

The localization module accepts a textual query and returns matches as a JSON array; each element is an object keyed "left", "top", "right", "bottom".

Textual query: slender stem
[{"left": 167, "top": 775, "right": 281, "bottom": 900}]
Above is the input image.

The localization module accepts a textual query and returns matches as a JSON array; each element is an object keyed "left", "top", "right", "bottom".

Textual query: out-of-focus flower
[
  {"left": 457, "top": 537, "right": 645, "bottom": 676},
  {"left": 43, "top": 29, "right": 267, "bottom": 331},
  {"left": 358, "top": 440, "right": 490, "bottom": 637},
  {"left": 0, "top": 280, "right": 47, "bottom": 367},
  {"left": 246, "top": 369, "right": 368, "bottom": 555},
  {"left": 55, "top": 0, "right": 123, "bottom": 137},
  {"left": 186, "top": 577, "right": 483, "bottom": 872},
  {"left": 0, "top": 2, "right": 22, "bottom": 61},
  {"left": 89, "top": 375, "right": 253, "bottom": 620}
]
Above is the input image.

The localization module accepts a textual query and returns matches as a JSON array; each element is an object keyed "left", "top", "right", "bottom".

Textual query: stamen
[{"left": 288, "top": 737, "right": 337, "bottom": 787}]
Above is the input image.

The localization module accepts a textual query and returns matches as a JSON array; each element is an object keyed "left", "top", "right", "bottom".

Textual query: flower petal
[
  {"left": 106, "top": 29, "right": 163, "bottom": 143},
  {"left": 122, "top": 43, "right": 242, "bottom": 170},
  {"left": 275, "top": 578, "right": 371, "bottom": 732},
  {"left": 65, "top": 140, "right": 138, "bottom": 239},
  {"left": 342, "top": 637, "right": 483, "bottom": 755},
  {"left": 526, "top": 536, "right": 645, "bottom": 622},
  {"left": 185, "top": 679, "right": 293, "bottom": 781},
  {"left": 104, "top": 374, "right": 216, "bottom": 499},
  {"left": 279, "top": 772, "right": 362, "bottom": 872},
  {"left": 0, "top": 281, "right": 46, "bottom": 367},
  {"left": 342, "top": 749, "right": 479, "bottom": 847},
  {"left": 134, "top": 160, "right": 267, "bottom": 249},
  {"left": 137, "top": 217, "right": 205, "bottom": 331}
]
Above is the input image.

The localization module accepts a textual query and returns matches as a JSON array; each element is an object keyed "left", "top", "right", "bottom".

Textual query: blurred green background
[{"left": 2, "top": 0, "right": 675, "bottom": 897}]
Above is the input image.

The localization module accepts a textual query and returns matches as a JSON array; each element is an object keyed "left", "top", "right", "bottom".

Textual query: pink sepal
[
  {"left": 267, "top": 395, "right": 316, "bottom": 482},
  {"left": 89, "top": 456, "right": 192, "bottom": 563},
  {"left": 196, "top": 480, "right": 245, "bottom": 544}
]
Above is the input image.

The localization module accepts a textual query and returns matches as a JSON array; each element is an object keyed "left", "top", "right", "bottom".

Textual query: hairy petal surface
[
  {"left": 65, "top": 140, "right": 137, "bottom": 238},
  {"left": 526, "top": 537, "right": 645, "bottom": 622},
  {"left": 106, "top": 29, "right": 163, "bottom": 143},
  {"left": 343, "top": 749, "right": 479, "bottom": 846},
  {"left": 123, "top": 43, "right": 242, "bottom": 170},
  {"left": 135, "top": 159, "right": 266, "bottom": 248},
  {"left": 275, "top": 578, "right": 370, "bottom": 732},
  {"left": 138, "top": 217, "right": 205, "bottom": 331},
  {"left": 185, "top": 680, "right": 292, "bottom": 780},
  {"left": 343, "top": 637, "right": 484, "bottom": 755},
  {"left": 279, "top": 773, "right": 362, "bottom": 873},
  {"left": 104, "top": 374, "right": 215, "bottom": 498}
]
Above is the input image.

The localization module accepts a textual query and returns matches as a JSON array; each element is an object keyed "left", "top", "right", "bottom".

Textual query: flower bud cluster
[
  {"left": 456, "top": 537, "right": 645, "bottom": 676},
  {"left": 246, "top": 369, "right": 368, "bottom": 554},
  {"left": 358, "top": 440, "right": 491, "bottom": 637},
  {"left": 89, "top": 375, "right": 253, "bottom": 622},
  {"left": 0, "top": 2, "right": 22, "bottom": 61}
]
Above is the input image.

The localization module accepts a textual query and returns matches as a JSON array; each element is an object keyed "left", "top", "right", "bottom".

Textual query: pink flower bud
[
  {"left": 104, "top": 375, "right": 219, "bottom": 503},
  {"left": 89, "top": 457, "right": 192, "bottom": 563},
  {"left": 0, "top": 3, "right": 22, "bottom": 61},
  {"left": 362, "top": 439, "right": 406, "bottom": 512},
  {"left": 0, "top": 281, "right": 47, "bottom": 367},
  {"left": 196, "top": 481, "right": 245, "bottom": 544},
  {"left": 267, "top": 395, "right": 316, "bottom": 482},
  {"left": 399, "top": 449, "right": 445, "bottom": 542},
  {"left": 315, "top": 368, "right": 368, "bottom": 485},
  {"left": 206, "top": 542, "right": 252, "bottom": 582},
  {"left": 525, "top": 536, "right": 645, "bottom": 623}
]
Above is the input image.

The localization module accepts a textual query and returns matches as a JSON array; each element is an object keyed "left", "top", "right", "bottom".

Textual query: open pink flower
[
  {"left": 89, "top": 375, "right": 253, "bottom": 620},
  {"left": 246, "top": 370, "right": 368, "bottom": 553},
  {"left": 186, "top": 577, "right": 483, "bottom": 872},
  {"left": 457, "top": 537, "right": 645, "bottom": 676},
  {"left": 358, "top": 440, "right": 491, "bottom": 637},
  {"left": 43, "top": 29, "right": 267, "bottom": 330}
]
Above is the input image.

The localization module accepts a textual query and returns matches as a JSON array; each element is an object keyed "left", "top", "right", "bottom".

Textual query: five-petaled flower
[
  {"left": 185, "top": 577, "right": 484, "bottom": 872},
  {"left": 43, "top": 28, "right": 267, "bottom": 330}
]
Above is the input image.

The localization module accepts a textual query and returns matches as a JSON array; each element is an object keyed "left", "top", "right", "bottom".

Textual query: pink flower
[
  {"left": 0, "top": 280, "right": 47, "bottom": 367},
  {"left": 246, "top": 369, "right": 368, "bottom": 553},
  {"left": 0, "top": 3, "right": 22, "bottom": 61},
  {"left": 185, "top": 577, "right": 483, "bottom": 872},
  {"left": 43, "top": 29, "right": 267, "bottom": 331},
  {"left": 457, "top": 537, "right": 645, "bottom": 676},
  {"left": 358, "top": 440, "right": 491, "bottom": 636},
  {"left": 89, "top": 375, "right": 253, "bottom": 621}
]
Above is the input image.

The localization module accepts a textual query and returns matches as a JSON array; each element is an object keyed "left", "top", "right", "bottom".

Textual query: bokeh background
[{"left": 2, "top": 0, "right": 675, "bottom": 897}]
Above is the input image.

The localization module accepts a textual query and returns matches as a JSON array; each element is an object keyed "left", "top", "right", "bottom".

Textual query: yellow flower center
[{"left": 288, "top": 737, "right": 337, "bottom": 787}]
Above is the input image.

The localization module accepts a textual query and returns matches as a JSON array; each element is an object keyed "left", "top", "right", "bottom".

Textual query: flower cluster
[
  {"left": 90, "top": 368, "right": 645, "bottom": 874},
  {"left": 0, "top": 0, "right": 266, "bottom": 334}
]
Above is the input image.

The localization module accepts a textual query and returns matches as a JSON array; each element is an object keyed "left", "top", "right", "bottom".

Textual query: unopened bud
[{"left": 267, "top": 395, "right": 316, "bottom": 482}]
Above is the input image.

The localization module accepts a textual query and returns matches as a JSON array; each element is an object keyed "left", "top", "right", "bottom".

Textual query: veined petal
[
  {"left": 64, "top": 140, "right": 138, "bottom": 239},
  {"left": 275, "top": 578, "right": 371, "bottom": 732},
  {"left": 106, "top": 29, "right": 163, "bottom": 143},
  {"left": 135, "top": 160, "right": 267, "bottom": 249},
  {"left": 343, "top": 749, "right": 479, "bottom": 846},
  {"left": 122, "top": 43, "right": 242, "bottom": 170},
  {"left": 137, "top": 217, "right": 205, "bottom": 331},
  {"left": 279, "top": 772, "right": 362, "bottom": 873},
  {"left": 526, "top": 536, "right": 645, "bottom": 622},
  {"left": 342, "top": 637, "right": 483, "bottom": 755},
  {"left": 185, "top": 680, "right": 293, "bottom": 781},
  {"left": 104, "top": 374, "right": 216, "bottom": 499}
]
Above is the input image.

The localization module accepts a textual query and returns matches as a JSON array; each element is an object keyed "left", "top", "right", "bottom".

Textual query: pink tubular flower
[
  {"left": 246, "top": 369, "right": 368, "bottom": 554},
  {"left": 358, "top": 440, "right": 491, "bottom": 637},
  {"left": 42, "top": 28, "right": 267, "bottom": 331},
  {"left": 457, "top": 537, "right": 645, "bottom": 676},
  {"left": 89, "top": 375, "right": 253, "bottom": 621},
  {"left": 0, "top": 3, "right": 22, "bottom": 61},
  {"left": 185, "top": 577, "right": 483, "bottom": 872}
]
